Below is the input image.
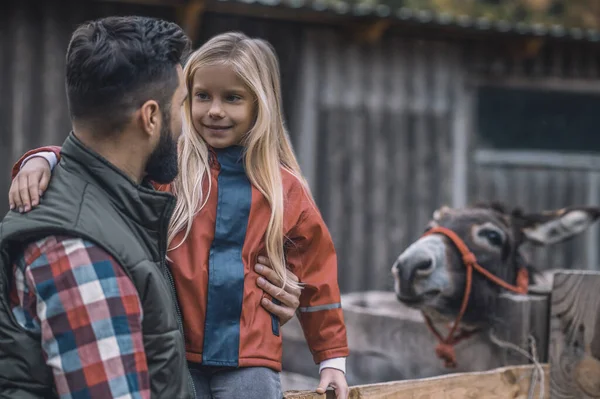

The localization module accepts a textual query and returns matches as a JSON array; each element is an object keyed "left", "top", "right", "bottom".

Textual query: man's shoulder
[
  {"left": 16, "top": 235, "right": 136, "bottom": 303},
  {"left": 19, "top": 235, "right": 114, "bottom": 270}
]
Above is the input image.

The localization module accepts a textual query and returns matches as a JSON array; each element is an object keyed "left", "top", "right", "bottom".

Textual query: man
[{"left": 0, "top": 16, "right": 300, "bottom": 399}]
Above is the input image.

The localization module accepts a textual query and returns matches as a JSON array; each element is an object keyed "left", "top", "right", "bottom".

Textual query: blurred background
[
  {"left": 3, "top": 0, "right": 600, "bottom": 391},
  {"left": 2, "top": 0, "right": 600, "bottom": 320}
]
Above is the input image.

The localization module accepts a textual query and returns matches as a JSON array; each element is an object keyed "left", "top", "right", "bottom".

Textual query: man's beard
[{"left": 145, "top": 109, "right": 179, "bottom": 184}]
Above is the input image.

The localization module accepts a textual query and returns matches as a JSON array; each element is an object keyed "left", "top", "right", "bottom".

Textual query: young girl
[{"left": 9, "top": 32, "right": 349, "bottom": 399}]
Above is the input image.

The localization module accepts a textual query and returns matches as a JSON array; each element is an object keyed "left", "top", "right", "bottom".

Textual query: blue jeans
[{"left": 189, "top": 364, "right": 282, "bottom": 399}]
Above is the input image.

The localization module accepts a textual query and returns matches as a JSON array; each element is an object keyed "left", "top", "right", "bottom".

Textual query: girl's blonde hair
[{"left": 168, "top": 32, "right": 310, "bottom": 291}]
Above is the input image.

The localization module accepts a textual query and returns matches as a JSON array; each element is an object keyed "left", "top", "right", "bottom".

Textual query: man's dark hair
[{"left": 65, "top": 16, "right": 191, "bottom": 132}]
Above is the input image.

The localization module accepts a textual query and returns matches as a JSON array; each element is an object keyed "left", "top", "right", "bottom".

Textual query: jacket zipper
[{"left": 160, "top": 200, "right": 197, "bottom": 399}]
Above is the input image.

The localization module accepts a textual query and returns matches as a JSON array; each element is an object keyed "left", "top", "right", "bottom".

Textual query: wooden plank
[
  {"left": 482, "top": 167, "right": 500, "bottom": 204},
  {"left": 283, "top": 364, "right": 549, "bottom": 398},
  {"left": 318, "top": 31, "right": 347, "bottom": 289},
  {"left": 11, "top": 0, "right": 33, "bottom": 163},
  {"left": 532, "top": 169, "right": 551, "bottom": 270},
  {"left": 472, "top": 75, "right": 600, "bottom": 94},
  {"left": 585, "top": 172, "right": 600, "bottom": 271},
  {"left": 550, "top": 43, "right": 565, "bottom": 78},
  {"left": 176, "top": 0, "right": 205, "bottom": 45},
  {"left": 549, "top": 270, "right": 600, "bottom": 398},
  {"left": 432, "top": 42, "right": 453, "bottom": 207},
  {"left": 94, "top": 0, "right": 186, "bottom": 6},
  {"left": 450, "top": 48, "right": 470, "bottom": 208},
  {"left": 0, "top": 3, "right": 11, "bottom": 214},
  {"left": 548, "top": 170, "right": 568, "bottom": 271},
  {"left": 344, "top": 40, "right": 366, "bottom": 293},
  {"left": 411, "top": 40, "right": 431, "bottom": 241},
  {"left": 364, "top": 39, "right": 388, "bottom": 291},
  {"left": 387, "top": 36, "right": 411, "bottom": 260},
  {"left": 494, "top": 292, "right": 550, "bottom": 365},
  {"left": 474, "top": 149, "right": 600, "bottom": 171},
  {"left": 292, "top": 29, "right": 320, "bottom": 191},
  {"left": 41, "top": 0, "right": 68, "bottom": 146},
  {"left": 565, "top": 171, "right": 589, "bottom": 271},
  {"left": 351, "top": 19, "right": 392, "bottom": 45}
]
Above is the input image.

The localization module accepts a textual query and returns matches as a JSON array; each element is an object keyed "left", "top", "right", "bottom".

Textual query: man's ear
[
  {"left": 139, "top": 100, "right": 160, "bottom": 137},
  {"left": 517, "top": 206, "right": 600, "bottom": 246}
]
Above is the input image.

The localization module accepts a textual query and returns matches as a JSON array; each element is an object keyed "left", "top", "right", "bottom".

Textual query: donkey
[{"left": 391, "top": 202, "right": 600, "bottom": 368}]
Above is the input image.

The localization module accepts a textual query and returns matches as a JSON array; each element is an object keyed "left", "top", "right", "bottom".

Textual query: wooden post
[
  {"left": 585, "top": 172, "right": 600, "bottom": 270},
  {"left": 549, "top": 270, "right": 600, "bottom": 398},
  {"left": 351, "top": 20, "right": 392, "bottom": 44},
  {"left": 176, "top": 0, "right": 205, "bottom": 47},
  {"left": 291, "top": 30, "right": 319, "bottom": 192},
  {"left": 450, "top": 57, "right": 471, "bottom": 209},
  {"left": 494, "top": 292, "right": 550, "bottom": 365}
]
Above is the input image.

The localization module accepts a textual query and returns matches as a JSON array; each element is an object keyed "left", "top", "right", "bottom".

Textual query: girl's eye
[
  {"left": 226, "top": 95, "right": 242, "bottom": 102},
  {"left": 196, "top": 92, "right": 209, "bottom": 100}
]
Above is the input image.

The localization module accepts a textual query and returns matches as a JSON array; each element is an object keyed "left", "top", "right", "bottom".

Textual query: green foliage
[{"left": 330, "top": 0, "right": 600, "bottom": 30}]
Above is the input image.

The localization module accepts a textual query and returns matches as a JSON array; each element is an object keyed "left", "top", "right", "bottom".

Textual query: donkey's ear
[
  {"left": 433, "top": 205, "right": 452, "bottom": 221},
  {"left": 519, "top": 206, "right": 600, "bottom": 246}
]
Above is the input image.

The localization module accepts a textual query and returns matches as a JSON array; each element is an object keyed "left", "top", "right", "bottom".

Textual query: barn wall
[{"left": 2, "top": 0, "right": 600, "bottom": 295}]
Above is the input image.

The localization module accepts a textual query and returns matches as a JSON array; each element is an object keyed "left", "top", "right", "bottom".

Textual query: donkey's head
[{"left": 392, "top": 203, "right": 600, "bottom": 328}]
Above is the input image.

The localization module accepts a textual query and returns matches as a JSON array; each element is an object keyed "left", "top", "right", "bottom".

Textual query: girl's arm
[
  {"left": 9, "top": 147, "right": 61, "bottom": 212},
  {"left": 285, "top": 197, "right": 350, "bottom": 368},
  {"left": 11, "top": 146, "right": 62, "bottom": 180},
  {"left": 9, "top": 147, "right": 170, "bottom": 212}
]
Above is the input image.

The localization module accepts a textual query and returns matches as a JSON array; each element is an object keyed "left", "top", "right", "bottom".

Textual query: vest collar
[{"left": 60, "top": 132, "right": 175, "bottom": 232}]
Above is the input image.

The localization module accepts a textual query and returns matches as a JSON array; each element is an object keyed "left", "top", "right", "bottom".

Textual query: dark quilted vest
[{"left": 0, "top": 133, "right": 193, "bottom": 399}]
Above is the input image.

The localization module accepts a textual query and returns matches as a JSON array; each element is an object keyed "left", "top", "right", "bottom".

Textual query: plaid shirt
[{"left": 9, "top": 235, "right": 150, "bottom": 399}]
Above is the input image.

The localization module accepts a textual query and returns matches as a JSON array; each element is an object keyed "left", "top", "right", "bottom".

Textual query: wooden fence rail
[{"left": 283, "top": 364, "right": 549, "bottom": 399}]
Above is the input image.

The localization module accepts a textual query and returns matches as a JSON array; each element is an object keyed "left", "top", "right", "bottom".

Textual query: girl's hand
[
  {"left": 9, "top": 157, "right": 52, "bottom": 213},
  {"left": 316, "top": 368, "right": 349, "bottom": 399}
]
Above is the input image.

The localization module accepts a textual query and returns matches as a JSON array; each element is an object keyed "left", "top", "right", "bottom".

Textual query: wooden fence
[
  {"left": 284, "top": 364, "right": 549, "bottom": 398},
  {"left": 281, "top": 270, "right": 600, "bottom": 398}
]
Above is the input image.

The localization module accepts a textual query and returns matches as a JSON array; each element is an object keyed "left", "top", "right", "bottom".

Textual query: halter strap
[{"left": 420, "top": 226, "right": 529, "bottom": 368}]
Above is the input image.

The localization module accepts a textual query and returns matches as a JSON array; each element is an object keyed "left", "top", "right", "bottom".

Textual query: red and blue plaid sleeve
[{"left": 10, "top": 235, "right": 150, "bottom": 399}]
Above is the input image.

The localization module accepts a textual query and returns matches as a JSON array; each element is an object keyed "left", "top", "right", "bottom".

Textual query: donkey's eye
[{"left": 478, "top": 229, "right": 503, "bottom": 247}]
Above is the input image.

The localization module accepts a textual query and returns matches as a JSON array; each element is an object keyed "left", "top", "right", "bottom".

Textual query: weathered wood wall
[
  {"left": 0, "top": 0, "right": 178, "bottom": 205},
  {"left": 0, "top": 0, "right": 303, "bottom": 209},
  {"left": 0, "top": 0, "right": 462, "bottom": 295},
  {"left": 294, "top": 30, "right": 462, "bottom": 293},
  {"left": 549, "top": 270, "right": 600, "bottom": 398},
  {"left": 472, "top": 150, "right": 600, "bottom": 272},
  {"left": 465, "top": 39, "right": 600, "bottom": 273},
  {"left": 3, "top": 0, "right": 600, "bottom": 295}
]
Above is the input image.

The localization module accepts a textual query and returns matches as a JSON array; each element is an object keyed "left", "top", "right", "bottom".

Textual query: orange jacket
[{"left": 15, "top": 144, "right": 349, "bottom": 371}]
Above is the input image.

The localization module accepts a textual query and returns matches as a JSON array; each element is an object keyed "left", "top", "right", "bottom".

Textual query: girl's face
[{"left": 190, "top": 64, "right": 255, "bottom": 149}]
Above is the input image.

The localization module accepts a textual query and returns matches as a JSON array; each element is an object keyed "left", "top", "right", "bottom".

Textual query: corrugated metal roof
[{"left": 215, "top": 0, "right": 600, "bottom": 42}]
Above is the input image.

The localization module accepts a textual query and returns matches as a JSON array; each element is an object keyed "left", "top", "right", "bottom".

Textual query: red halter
[{"left": 420, "top": 226, "right": 529, "bottom": 368}]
